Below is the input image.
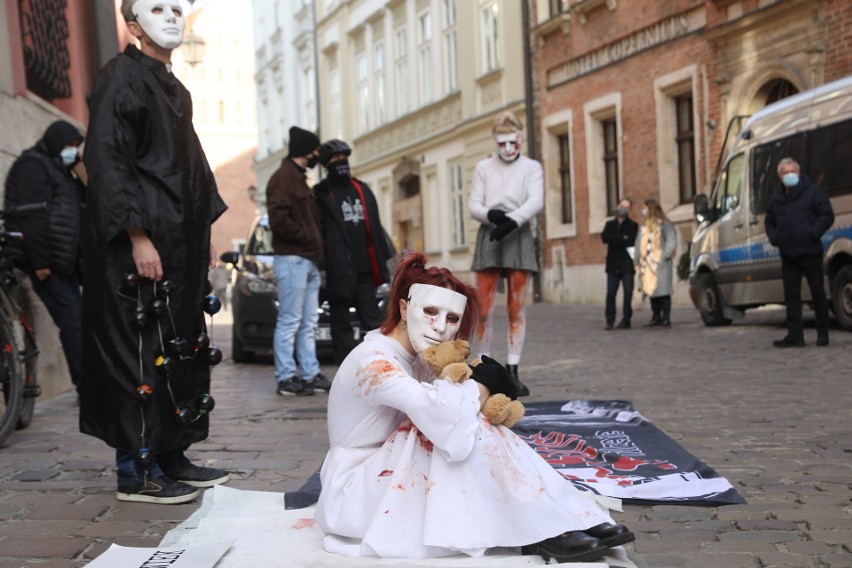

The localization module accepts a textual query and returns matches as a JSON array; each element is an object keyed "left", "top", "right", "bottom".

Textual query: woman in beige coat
[{"left": 634, "top": 199, "right": 677, "bottom": 327}]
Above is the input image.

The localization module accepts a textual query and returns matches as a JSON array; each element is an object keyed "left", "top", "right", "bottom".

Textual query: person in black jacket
[
  {"left": 600, "top": 197, "right": 638, "bottom": 330},
  {"left": 765, "top": 157, "right": 835, "bottom": 348},
  {"left": 4, "top": 120, "right": 85, "bottom": 391},
  {"left": 314, "top": 139, "right": 393, "bottom": 364}
]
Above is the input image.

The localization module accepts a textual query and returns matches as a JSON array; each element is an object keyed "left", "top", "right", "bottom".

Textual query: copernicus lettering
[{"left": 548, "top": 12, "right": 694, "bottom": 87}]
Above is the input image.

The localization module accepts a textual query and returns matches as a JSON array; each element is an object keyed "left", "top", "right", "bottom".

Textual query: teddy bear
[{"left": 422, "top": 340, "right": 525, "bottom": 428}]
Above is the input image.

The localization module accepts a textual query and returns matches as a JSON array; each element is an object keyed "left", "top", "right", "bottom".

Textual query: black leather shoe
[
  {"left": 643, "top": 317, "right": 660, "bottom": 328},
  {"left": 521, "top": 531, "right": 608, "bottom": 563},
  {"left": 584, "top": 523, "right": 635, "bottom": 548},
  {"left": 773, "top": 336, "right": 805, "bottom": 348},
  {"left": 616, "top": 320, "right": 630, "bottom": 329},
  {"left": 605, "top": 323, "right": 614, "bottom": 330},
  {"left": 659, "top": 318, "right": 671, "bottom": 328},
  {"left": 817, "top": 334, "right": 829, "bottom": 347}
]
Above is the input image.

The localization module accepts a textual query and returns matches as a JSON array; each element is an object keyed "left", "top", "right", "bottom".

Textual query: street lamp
[{"left": 181, "top": 29, "right": 206, "bottom": 66}]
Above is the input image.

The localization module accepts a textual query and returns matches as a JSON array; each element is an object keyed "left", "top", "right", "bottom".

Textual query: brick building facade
[{"left": 530, "top": 0, "right": 852, "bottom": 306}]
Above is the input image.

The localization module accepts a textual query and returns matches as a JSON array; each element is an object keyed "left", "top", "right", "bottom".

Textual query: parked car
[{"left": 220, "top": 215, "right": 391, "bottom": 363}]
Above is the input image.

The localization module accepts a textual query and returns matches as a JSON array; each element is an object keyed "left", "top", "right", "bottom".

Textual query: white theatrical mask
[
  {"left": 405, "top": 283, "right": 467, "bottom": 354},
  {"left": 132, "top": 0, "right": 185, "bottom": 49},
  {"left": 495, "top": 132, "right": 521, "bottom": 162}
]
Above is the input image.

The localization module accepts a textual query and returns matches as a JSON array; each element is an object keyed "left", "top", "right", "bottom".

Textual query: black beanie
[{"left": 288, "top": 126, "right": 320, "bottom": 157}]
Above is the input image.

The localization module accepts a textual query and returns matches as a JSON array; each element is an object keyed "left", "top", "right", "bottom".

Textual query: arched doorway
[
  {"left": 751, "top": 78, "right": 800, "bottom": 112},
  {"left": 391, "top": 158, "right": 423, "bottom": 252}
]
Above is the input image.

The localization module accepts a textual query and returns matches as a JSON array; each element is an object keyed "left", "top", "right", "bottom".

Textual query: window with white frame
[
  {"left": 479, "top": 0, "right": 499, "bottom": 73},
  {"left": 557, "top": 133, "right": 573, "bottom": 224},
  {"left": 356, "top": 50, "right": 370, "bottom": 134},
  {"left": 417, "top": 10, "right": 433, "bottom": 106},
  {"left": 394, "top": 26, "right": 409, "bottom": 118},
  {"left": 329, "top": 66, "right": 341, "bottom": 139},
  {"left": 442, "top": 0, "right": 458, "bottom": 93},
  {"left": 583, "top": 93, "right": 622, "bottom": 233},
  {"left": 654, "top": 68, "right": 699, "bottom": 213},
  {"left": 374, "top": 42, "right": 386, "bottom": 126},
  {"left": 675, "top": 93, "right": 697, "bottom": 204},
  {"left": 449, "top": 162, "right": 466, "bottom": 246},
  {"left": 303, "top": 66, "right": 316, "bottom": 132}
]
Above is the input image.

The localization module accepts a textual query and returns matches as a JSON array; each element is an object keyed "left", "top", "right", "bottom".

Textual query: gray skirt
[{"left": 470, "top": 222, "right": 539, "bottom": 273}]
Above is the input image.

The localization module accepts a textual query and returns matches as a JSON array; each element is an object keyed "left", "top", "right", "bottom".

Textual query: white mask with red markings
[
  {"left": 405, "top": 284, "right": 467, "bottom": 354},
  {"left": 132, "top": 0, "right": 185, "bottom": 49},
  {"left": 494, "top": 132, "right": 521, "bottom": 162}
]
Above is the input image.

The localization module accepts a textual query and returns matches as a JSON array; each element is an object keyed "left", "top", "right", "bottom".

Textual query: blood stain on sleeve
[{"left": 357, "top": 358, "right": 403, "bottom": 395}]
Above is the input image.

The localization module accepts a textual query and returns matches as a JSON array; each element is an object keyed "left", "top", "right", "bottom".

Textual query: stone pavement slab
[{"left": 0, "top": 303, "right": 850, "bottom": 567}]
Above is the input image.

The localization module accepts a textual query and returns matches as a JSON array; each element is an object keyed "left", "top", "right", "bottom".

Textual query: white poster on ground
[{"left": 85, "top": 540, "right": 233, "bottom": 568}]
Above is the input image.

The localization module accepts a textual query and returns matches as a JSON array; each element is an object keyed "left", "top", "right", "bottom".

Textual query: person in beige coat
[{"left": 634, "top": 199, "right": 677, "bottom": 327}]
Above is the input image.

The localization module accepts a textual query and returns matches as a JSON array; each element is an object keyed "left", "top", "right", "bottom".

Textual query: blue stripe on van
[{"left": 697, "top": 224, "right": 852, "bottom": 269}]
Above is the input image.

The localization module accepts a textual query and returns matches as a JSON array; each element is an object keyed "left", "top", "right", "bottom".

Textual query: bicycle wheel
[
  {"left": 0, "top": 313, "right": 24, "bottom": 446},
  {"left": 12, "top": 283, "right": 38, "bottom": 429}
]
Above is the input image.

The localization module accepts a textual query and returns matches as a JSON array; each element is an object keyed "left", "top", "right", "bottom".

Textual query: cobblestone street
[{"left": 0, "top": 302, "right": 850, "bottom": 567}]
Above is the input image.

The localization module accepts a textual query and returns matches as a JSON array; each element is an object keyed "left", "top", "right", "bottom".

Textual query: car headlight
[{"left": 245, "top": 276, "right": 277, "bottom": 294}]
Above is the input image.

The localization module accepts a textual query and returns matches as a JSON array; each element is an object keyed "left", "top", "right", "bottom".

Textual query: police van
[{"left": 689, "top": 75, "right": 852, "bottom": 331}]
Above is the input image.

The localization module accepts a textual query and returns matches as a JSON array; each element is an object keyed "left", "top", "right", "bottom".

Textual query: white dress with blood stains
[{"left": 314, "top": 330, "right": 617, "bottom": 559}]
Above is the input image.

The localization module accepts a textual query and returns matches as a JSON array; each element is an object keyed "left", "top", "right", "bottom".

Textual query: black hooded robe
[{"left": 80, "top": 45, "right": 227, "bottom": 455}]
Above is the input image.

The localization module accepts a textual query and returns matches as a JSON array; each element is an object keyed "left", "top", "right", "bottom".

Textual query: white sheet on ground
[{"left": 160, "top": 486, "right": 638, "bottom": 568}]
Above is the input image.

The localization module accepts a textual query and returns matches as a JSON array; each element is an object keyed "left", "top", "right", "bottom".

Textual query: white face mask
[
  {"left": 494, "top": 132, "right": 521, "bottom": 162},
  {"left": 132, "top": 0, "right": 185, "bottom": 49},
  {"left": 405, "top": 283, "right": 467, "bottom": 354},
  {"left": 60, "top": 146, "right": 79, "bottom": 166}
]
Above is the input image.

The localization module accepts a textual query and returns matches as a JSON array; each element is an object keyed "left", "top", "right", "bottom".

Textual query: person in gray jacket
[{"left": 634, "top": 199, "right": 677, "bottom": 327}]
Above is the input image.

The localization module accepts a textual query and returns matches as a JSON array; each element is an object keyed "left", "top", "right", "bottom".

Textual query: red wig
[{"left": 380, "top": 251, "right": 480, "bottom": 340}]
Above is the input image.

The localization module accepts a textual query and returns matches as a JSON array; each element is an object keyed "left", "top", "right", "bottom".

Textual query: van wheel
[
  {"left": 831, "top": 264, "right": 852, "bottom": 331},
  {"left": 697, "top": 273, "right": 733, "bottom": 326}
]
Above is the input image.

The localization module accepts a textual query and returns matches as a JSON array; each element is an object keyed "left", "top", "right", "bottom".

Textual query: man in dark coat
[
  {"left": 314, "top": 139, "right": 393, "bottom": 364},
  {"left": 80, "top": 0, "right": 228, "bottom": 504},
  {"left": 601, "top": 197, "right": 638, "bottom": 330},
  {"left": 765, "top": 157, "right": 835, "bottom": 348},
  {"left": 266, "top": 126, "right": 331, "bottom": 396},
  {"left": 4, "top": 120, "right": 86, "bottom": 391}
]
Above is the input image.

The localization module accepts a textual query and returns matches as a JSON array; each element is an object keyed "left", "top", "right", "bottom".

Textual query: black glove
[
  {"left": 489, "top": 219, "right": 518, "bottom": 242},
  {"left": 471, "top": 355, "right": 517, "bottom": 400},
  {"left": 487, "top": 209, "right": 509, "bottom": 225}
]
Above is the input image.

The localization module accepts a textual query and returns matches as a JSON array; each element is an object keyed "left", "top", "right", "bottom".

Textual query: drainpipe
[{"left": 521, "top": 0, "right": 542, "bottom": 303}]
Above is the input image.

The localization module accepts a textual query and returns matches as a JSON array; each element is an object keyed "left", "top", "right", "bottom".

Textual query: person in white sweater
[{"left": 468, "top": 111, "right": 544, "bottom": 396}]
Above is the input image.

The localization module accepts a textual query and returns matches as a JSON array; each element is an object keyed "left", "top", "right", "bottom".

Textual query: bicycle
[{"left": 0, "top": 203, "right": 44, "bottom": 447}]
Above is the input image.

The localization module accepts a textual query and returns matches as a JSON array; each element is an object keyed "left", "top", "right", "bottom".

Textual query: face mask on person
[
  {"left": 305, "top": 155, "right": 319, "bottom": 169},
  {"left": 616, "top": 207, "right": 629, "bottom": 218},
  {"left": 494, "top": 132, "right": 521, "bottom": 162},
  {"left": 132, "top": 0, "right": 185, "bottom": 49},
  {"left": 641, "top": 208, "right": 648, "bottom": 218},
  {"left": 327, "top": 160, "right": 351, "bottom": 180},
  {"left": 60, "top": 146, "right": 79, "bottom": 166},
  {"left": 405, "top": 283, "right": 467, "bottom": 354},
  {"left": 781, "top": 172, "right": 799, "bottom": 188}
]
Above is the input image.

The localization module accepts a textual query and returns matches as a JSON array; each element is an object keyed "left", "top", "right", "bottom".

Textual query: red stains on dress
[
  {"left": 393, "top": 420, "right": 434, "bottom": 453},
  {"left": 292, "top": 518, "right": 316, "bottom": 529},
  {"left": 357, "top": 358, "right": 402, "bottom": 395}
]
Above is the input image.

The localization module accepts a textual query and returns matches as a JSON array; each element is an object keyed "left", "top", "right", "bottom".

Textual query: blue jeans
[
  {"left": 116, "top": 447, "right": 186, "bottom": 488},
  {"left": 273, "top": 255, "right": 321, "bottom": 381}
]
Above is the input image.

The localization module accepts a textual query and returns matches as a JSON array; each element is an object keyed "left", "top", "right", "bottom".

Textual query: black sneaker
[
  {"left": 276, "top": 377, "right": 315, "bottom": 396},
  {"left": 116, "top": 475, "right": 200, "bottom": 504},
  {"left": 521, "top": 531, "right": 608, "bottom": 563},
  {"left": 306, "top": 373, "right": 332, "bottom": 393},
  {"left": 773, "top": 336, "right": 805, "bottom": 348},
  {"left": 616, "top": 320, "right": 631, "bottom": 329},
  {"left": 161, "top": 459, "right": 230, "bottom": 488}
]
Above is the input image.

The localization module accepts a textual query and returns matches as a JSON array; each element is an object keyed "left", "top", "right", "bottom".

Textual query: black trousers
[
  {"left": 781, "top": 253, "right": 830, "bottom": 340},
  {"left": 650, "top": 295, "right": 671, "bottom": 321},
  {"left": 605, "top": 271, "right": 634, "bottom": 325},
  {"left": 30, "top": 271, "right": 82, "bottom": 387},
  {"left": 329, "top": 272, "right": 385, "bottom": 365}
]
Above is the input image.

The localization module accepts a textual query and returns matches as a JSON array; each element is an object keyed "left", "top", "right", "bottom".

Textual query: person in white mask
[
  {"left": 315, "top": 251, "right": 633, "bottom": 563},
  {"left": 468, "top": 111, "right": 544, "bottom": 397},
  {"left": 79, "top": 0, "right": 229, "bottom": 505}
]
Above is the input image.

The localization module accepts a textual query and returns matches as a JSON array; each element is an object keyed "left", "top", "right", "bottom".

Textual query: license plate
[{"left": 317, "top": 326, "right": 331, "bottom": 341}]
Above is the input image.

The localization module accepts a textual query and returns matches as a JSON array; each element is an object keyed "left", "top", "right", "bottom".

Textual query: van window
[
  {"left": 249, "top": 224, "right": 274, "bottom": 255},
  {"left": 714, "top": 153, "right": 744, "bottom": 215},
  {"left": 806, "top": 118, "right": 852, "bottom": 196},
  {"left": 750, "top": 133, "right": 805, "bottom": 215}
]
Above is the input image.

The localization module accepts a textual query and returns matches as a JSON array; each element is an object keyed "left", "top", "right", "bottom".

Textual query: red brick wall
[
  {"left": 210, "top": 149, "right": 258, "bottom": 257},
  {"left": 824, "top": 0, "right": 852, "bottom": 81}
]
